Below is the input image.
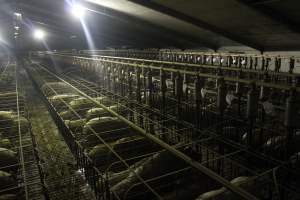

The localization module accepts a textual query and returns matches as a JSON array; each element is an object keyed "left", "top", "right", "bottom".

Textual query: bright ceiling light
[
  {"left": 71, "top": 4, "right": 85, "bottom": 18},
  {"left": 34, "top": 29, "right": 46, "bottom": 40},
  {"left": 14, "top": 12, "right": 22, "bottom": 21},
  {"left": 14, "top": 26, "right": 20, "bottom": 30},
  {"left": 14, "top": 12, "right": 22, "bottom": 17}
]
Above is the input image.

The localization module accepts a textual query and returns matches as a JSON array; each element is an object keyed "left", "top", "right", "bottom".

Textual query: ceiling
[{"left": 0, "top": 0, "right": 300, "bottom": 52}]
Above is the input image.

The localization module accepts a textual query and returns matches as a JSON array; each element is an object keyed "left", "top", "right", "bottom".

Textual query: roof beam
[
  {"left": 18, "top": 1, "right": 217, "bottom": 49},
  {"left": 238, "top": 0, "right": 300, "bottom": 36},
  {"left": 22, "top": 18, "right": 136, "bottom": 46},
  {"left": 84, "top": 2, "right": 218, "bottom": 50},
  {"left": 128, "top": 0, "right": 264, "bottom": 52},
  {"left": 21, "top": 1, "right": 188, "bottom": 48},
  {"left": 19, "top": 5, "right": 164, "bottom": 48},
  {"left": 264, "top": 45, "right": 300, "bottom": 52}
]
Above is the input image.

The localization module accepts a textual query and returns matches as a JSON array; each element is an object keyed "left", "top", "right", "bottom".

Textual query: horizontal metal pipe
[
  {"left": 80, "top": 49, "right": 300, "bottom": 60},
  {"left": 51, "top": 53, "right": 300, "bottom": 92},
  {"left": 60, "top": 52, "right": 299, "bottom": 77}
]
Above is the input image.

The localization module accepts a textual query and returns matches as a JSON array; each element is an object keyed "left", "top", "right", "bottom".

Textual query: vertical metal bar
[
  {"left": 15, "top": 65, "right": 29, "bottom": 200},
  {"left": 289, "top": 57, "right": 295, "bottom": 74},
  {"left": 171, "top": 71, "right": 175, "bottom": 96},
  {"left": 249, "top": 57, "right": 253, "bottom": 70},
  {"left": 142, "top": 67, "right": 147, "bottom": 104},
  {"left": 195, "top": 75, "right": 204, "bottom": 128},
  {"left": 175, "top": 72, "right": 183, "bottom": 120},
  {"left": 136, "top": 68, "right": 141, "bottom": 103},
  {"left": 235, "top": 70, "right": 242, "bottom": 116},
  {"left": 120, "top": 66, "right": 125, "bottom": 96},
  {"left": 160, "top": 69, "right": 167, "bottom": 141},
  {"left": 107, "top": 66, "right": 111, "bottom": 91},
  {"left": 217, "top": 77, "right": 226, "bottom": 175},
  {"left": 183, "top": 73, "right": 189, "bottom": 101},
  {"left": 147, "top": 69, "right": 153, "bottom": 107},
  {"left": 284, "top": 88, "right": 298, "bottom": 159},
  {"left": 261, "top": 57, "right": 265, "bottom": 71},
  {"left": 135, "top": 68, "right": 143, "bottom": 128},
  {"left": 246, "top": 82, "right": 259, "bottom": 147},
  {"left": 254, "top": 57, "right": 258, "bottom": 70},
  {"left": 112, "top": 66, "right": 117, "bottom": 93},
  {"left": 102, "top": 63, "right": 107, "bottom": 88},
  {"left": 217, "top": 77, "right": 226, "bottom": 117},
  {"left": 128, "top": 68, "right": 134, "bottom": 121},
  {"left": 147, "top": 69, "right": 154, "bottom": 134},
  {"left": 160, "top": 69, "right": 167, "bottom": 113}
]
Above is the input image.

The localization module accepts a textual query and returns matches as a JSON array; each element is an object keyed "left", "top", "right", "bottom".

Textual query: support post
[
  {"left": 195, "top": 75, "right": 204, "bottom": 128},
  {"left": 160, "top": 69, "right": 167, "bottom": 113},
  {"left": 284, "top": 88, "right": 298, "bottom": 159},
  {"left": 175, "top": 72, "right": 183, "bottom": 120},
  {"left": 246, "top": 82, "right": 259, "bottom": 147}
]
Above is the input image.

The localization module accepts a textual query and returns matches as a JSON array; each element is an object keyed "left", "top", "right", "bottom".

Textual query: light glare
[
  {"left": 14, "top": 12, "right": 22, "bottom": 17},
  {"left": 34, "top": 29, "right": 46, "bottom": 40},
  {"left": 0, "top": 33, "right": 9, "bottom": 45},
  {"left": 71, "top": 4, "right": 85, "bottom": 18}
]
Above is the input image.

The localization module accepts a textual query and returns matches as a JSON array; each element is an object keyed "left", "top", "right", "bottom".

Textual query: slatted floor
[{"left": 25, "top": 74, "right": 96, "bottom": 200}]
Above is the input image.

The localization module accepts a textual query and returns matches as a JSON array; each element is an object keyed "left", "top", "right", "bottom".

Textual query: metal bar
[
  {"left": 54, "top": 53, "right": 300, "bottom": 92},
  {"left": 58, "top": 52, "right": 300, "bottom": 78},
  {"left": 15, "top": 65, "right": 29, "bottom": 200},
  {"left": 32, "top": 61, "right": 260, "bottom": 200},
  {"left": 80, "top": 49, "right": 300, "bottom": 60},
  {"left": 98, "top": 55, "right": 298, "bottom": 77},
  {"left": 27, "top": 64, "right": 164, "bottom": 200}
]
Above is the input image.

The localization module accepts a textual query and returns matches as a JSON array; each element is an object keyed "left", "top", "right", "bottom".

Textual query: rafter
[{"left": 128, "top": 0, "right": 264, "bottom": 52}]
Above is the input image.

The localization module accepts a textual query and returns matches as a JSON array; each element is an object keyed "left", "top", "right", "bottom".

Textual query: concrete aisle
[{"left": 23, "top": 72, "right": 96, "bottom": 200}]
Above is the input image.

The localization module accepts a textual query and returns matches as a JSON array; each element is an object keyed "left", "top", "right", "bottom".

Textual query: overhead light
[
  {"left": 33, "top": 29, "right": 46, "bottom": 40},
  {"left": 71, "top": 3, "right": 85, "bottom": 19},
  {"left": 14, "top": 12, "right": 22, "bottom": 17},
  {"left": 14, "top": 26, "right": 20, "bottom": 30},
  {"left": 14, "top": 32, "right": 18, "bottom": 35},
  {"left": 14, "top": 12, "right": 22, "bottom": 22}
]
